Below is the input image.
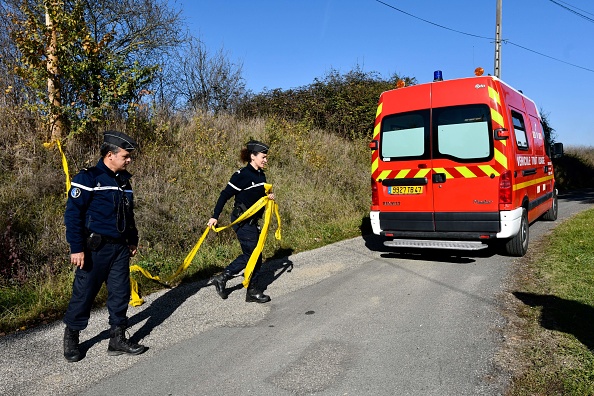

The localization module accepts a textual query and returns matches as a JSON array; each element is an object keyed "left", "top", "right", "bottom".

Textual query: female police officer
[
  {"left": 208, "top": 140, "right": 275, "bottom": 303},
  {"left": 62, "top": 131, "right": 145, "bottom": 362}
]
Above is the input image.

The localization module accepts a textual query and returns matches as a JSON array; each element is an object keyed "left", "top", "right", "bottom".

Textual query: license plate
[{"left": 388, "top": 186, "right": 423, "bottom": 195}]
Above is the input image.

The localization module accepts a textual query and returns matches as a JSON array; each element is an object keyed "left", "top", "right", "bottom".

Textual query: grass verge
[{"left": 503, "top": 207, "right": 594, "bottom": 395}]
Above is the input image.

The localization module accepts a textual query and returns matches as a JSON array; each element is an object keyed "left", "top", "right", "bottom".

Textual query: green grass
[{"left": 507, "top": 208, "right": 594, "bottom": 395}]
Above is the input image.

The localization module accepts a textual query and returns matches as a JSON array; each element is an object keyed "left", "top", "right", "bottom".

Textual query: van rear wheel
[
  {"left": 542, "top": 190, "right": 558, "bottom": 221},
  {"left": 504, "top": 208, "right": 529, "bottom": 257}
]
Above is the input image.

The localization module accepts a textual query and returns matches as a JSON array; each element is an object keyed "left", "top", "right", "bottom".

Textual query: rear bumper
[{"left": 370, "top": 207, "right": 522, "bottom": 240}]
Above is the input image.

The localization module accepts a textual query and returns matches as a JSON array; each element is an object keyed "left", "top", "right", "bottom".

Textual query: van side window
[
  {"left": 433, "top": 104, "right": 492, "bottom": 162},
  {"left": 380, "top": 110, "right": 429, "bottom": 160},
  {"left": 511, "top": 111, "right": 529, "bottom": 150}
]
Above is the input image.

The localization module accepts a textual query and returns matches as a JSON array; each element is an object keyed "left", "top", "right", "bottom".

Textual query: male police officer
[{"left": 62, "top": 131, "right": 145, "bottom": 362}]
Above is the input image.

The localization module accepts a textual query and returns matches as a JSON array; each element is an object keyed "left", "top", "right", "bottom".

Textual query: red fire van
[{"left": 369, "top": 71, "right": 563, "bottom": 256}]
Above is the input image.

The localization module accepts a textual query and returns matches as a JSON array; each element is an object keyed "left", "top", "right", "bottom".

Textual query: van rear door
[
  {"left": 429, "top": 103, "right": 501, "bottom": 233},
  {"left": 379, "top": 108, "right": 435, "bottom": 231}
]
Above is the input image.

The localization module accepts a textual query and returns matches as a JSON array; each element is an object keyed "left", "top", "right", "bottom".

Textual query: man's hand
[
  {"left": 129, "top": 245, "right": 138, "bottom": 257},
  {"left": 70, "top": 252, "right": 85, "bottom": 269}
]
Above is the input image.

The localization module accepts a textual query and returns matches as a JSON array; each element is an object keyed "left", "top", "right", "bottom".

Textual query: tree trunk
[{"left": 46, "top": 4, "right": 63, "bottom": 140}]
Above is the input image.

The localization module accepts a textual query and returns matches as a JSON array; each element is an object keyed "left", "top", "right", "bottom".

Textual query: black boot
[
  {"left": 107, "top": 326, "right": 146, "bottom": 356},
  {"left": 63, "top": 326, "right": 81, "bottom": 362},
  {"left": 246, "top": 287, "right": 271, "bottom": 303},
  {"left": 211, "top": 272, "right": 230, "bottom": 299}
]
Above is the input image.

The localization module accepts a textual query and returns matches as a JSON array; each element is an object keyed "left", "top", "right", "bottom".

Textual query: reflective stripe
[
  {"left": 71, "top": 182, "right": 94, "bottom": 191},
  {"left": 228, "top": 182, "right": 241, "bottom": 191},
  {"left": 70, "top": 182, "right": 132, "bottom": 193},
  {"left": 94, "top": 186, "right": 121, "bottom": 191},
  {"left": 245, "top": 182, "right": 265, "bottom": 190}
]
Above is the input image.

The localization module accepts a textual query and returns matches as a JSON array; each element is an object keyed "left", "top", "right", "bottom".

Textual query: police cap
[
  {"left": 103, "top": 130, "right": 138, "bottom": 151},
  {"left": 247, "top": 140, "right": 269, "bottom": 154}
]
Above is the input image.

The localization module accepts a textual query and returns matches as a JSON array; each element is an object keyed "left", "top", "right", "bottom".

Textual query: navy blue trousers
[
  {"left": 63, "top": 243, "right": 130, "bottom": 331},
  {"left": 225, "top": 221, "right": 262, "bottom": 283}
]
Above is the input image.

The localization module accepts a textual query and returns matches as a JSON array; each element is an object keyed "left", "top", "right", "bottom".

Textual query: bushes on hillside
[{"left": 238, "top": 66, "right": 416, "bottom": 140}]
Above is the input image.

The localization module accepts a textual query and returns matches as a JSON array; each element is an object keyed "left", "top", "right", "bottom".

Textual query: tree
[
  {"left": 540, "top": 108, "right": 556, "bottom": 146},
  {"left": 169, "top": 37, "right": 246, "bottom": 114},
  {"left": 3, "top": 0, "right": 184, "bottom": 139}
]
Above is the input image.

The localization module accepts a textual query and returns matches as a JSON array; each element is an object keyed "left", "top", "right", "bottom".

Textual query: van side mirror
[
  {"left": 551, "top": 142, "right": 564, "bottom": 159},
  {"left": 494, "top": 128, "right": 509, "bottom": 140},
  {"left": 369, "top": 140, "right": 378, "bottom": 150}
]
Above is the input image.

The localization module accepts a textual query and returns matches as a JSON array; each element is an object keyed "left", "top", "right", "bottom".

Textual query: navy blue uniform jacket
[
  {"left": 64, "top": 159, "right": 139, "bottom": 253},
  {"left": 212, "top": 164, "right": 267, "bottom": 220}
]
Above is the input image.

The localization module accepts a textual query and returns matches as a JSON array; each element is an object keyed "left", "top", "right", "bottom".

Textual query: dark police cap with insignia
[
  {"left": 103, "top": 130, "right": 138, "bottom": 151},
  {"left": 247, "top": 140, "right": 269, "bottom": 154}
]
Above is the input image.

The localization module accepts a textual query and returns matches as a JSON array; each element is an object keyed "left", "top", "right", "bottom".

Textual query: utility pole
[{"left": 494, "top": 0, "right": 502, "bottom": 78}]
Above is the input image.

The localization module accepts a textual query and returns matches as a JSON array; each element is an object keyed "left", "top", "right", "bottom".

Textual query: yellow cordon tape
[
  {"left": 129, "top": 183, "right": 281, "bottom": 306},
  {"left": 43, "top": 139, "right": 71, "bottom": 195}
]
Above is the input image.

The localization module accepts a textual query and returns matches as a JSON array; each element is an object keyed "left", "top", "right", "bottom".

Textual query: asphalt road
[{"left": 1, "top": 190, "right": 593, "bottom": 396}]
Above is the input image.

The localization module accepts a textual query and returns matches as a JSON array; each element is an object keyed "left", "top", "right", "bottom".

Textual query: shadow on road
[
  {"left": 513, "top": 291, "right": 594, "bottom": 351},
  {"left": 127, "top": 279, "right": 209, "bottom": 343},
  {"left": 559, "top": 188, "right": 594, "bottom": 204},
  {"left": 224, "top": 249, "right": 295, "bottom": 298}
]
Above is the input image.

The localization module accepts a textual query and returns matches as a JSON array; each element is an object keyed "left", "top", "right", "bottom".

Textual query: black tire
[
  {"left": 504, "top": 208, "right": 529, "bottom": 257},
  {"left": 542, "top": 190, "right": 558, "bottom": 221}
]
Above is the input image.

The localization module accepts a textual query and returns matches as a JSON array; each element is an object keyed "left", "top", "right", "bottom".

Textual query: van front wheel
[{"left": 504, "top": 208, "right": 529, "bottom": 257}]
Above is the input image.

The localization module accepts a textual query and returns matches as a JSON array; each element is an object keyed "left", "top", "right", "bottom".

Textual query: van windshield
[{"left": 379, "top": 105, "right": 492, "bottom": 162}]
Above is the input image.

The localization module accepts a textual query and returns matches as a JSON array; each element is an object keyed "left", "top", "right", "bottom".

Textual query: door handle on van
[
  {"left": 432, "top": 173, "right": 446, "bottom": 183},
  {"left": 522, "top": 168, "right": 537, "bottom": 176}
]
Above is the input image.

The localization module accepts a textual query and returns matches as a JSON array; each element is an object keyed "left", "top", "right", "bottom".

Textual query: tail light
[
  {"left": 371, "top": 178, "right": 379, "bottom": 206},
  {"left": 499, "top": 170, "right": 512, "bottom": 204}
]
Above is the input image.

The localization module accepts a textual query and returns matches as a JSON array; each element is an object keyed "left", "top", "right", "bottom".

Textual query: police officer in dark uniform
[
  {"left": 62, "top": 131, "right": 145, "bottom": 362},
  {"left": 208, "top": 140, "right": 275, "bottom": 303}
]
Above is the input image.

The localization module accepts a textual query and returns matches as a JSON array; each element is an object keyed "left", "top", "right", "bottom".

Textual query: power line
[
  {"left": 548, "top": 0, "right": 594, "bottom": 23},
  {"left": 373, "top": 0, "right": 492, "bottom": 40},
  {"left": 373, "top": 0, "right": 594, "bottom": 74},
  {"left": 505, "top": 41, "right": 594, "bottom": 73}
]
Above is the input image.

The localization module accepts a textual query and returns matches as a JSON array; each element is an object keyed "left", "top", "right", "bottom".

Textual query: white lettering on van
[
  {"left": 516, "top": 155, "right": 532, "bottom": 166},
  {"left": 517, "top": 155, "right": 545, "bottom": 167},
  {"left": 475, "top": 84, "right": 486, "bottom": 89}
]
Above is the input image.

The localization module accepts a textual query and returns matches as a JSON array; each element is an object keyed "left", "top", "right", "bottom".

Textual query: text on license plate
[{"left": 388, "top": 186, "right": 423, "bottom": 195}]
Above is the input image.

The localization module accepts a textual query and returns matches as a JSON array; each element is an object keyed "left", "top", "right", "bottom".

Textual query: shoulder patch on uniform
[{"left": 70, "top": 187, "right": 82, "bottom": 198}]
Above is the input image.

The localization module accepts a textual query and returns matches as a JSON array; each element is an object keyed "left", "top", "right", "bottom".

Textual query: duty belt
[{"left": 102, "top": 235, "right": 127, "bottom": 244}]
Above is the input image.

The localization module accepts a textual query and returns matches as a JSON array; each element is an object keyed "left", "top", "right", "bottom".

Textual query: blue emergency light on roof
[{"left": 433, "top": 70, "right": 443, "bottom": 81}]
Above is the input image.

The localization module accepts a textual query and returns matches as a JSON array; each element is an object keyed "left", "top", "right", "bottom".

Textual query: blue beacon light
[{"left": 433, "top": 70, "right": 443, "bottom": 81}]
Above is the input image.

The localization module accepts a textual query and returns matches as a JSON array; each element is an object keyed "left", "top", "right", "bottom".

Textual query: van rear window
[
  {"left": 434, "top": 105, "right": 492, "bottom": 162},
  {"left": 380, "top": 110, "right": 430, "bottom": 160}
]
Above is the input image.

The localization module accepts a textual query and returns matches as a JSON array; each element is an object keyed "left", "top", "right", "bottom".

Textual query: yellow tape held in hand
[
  {"left": 43, "top": 139, "right": 71, "bottom": 195},
  {"left": 128, "top": 183, "right": 281, "bottom": 306}
]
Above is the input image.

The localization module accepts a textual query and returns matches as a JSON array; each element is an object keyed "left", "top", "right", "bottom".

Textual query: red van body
[{"left": 369, "top": 75, "right": 561, "bottom": 256}]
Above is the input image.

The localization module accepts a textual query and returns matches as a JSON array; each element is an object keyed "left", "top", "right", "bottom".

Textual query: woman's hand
[
  {"left": 267, "top": 193, "right": 275, "bottom": 200},
  {"left": 207, "top": 218, "right": 218, "bottom": 228}
]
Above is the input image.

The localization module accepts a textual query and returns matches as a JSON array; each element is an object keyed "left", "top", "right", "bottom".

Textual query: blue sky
[{"left": 170, "top": 0, "right": 594, "bottom": 147}]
